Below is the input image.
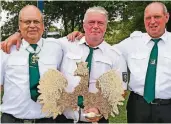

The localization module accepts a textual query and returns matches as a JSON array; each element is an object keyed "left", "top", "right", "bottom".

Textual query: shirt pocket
[
  {"left": 163, "top": 52, "right": 171, "bottom": 64},
  {"left": 61, "top": 53, "right": 82, "bottom": 74},
  {"left": 129, "top": 53, "right": 148, "bottom": 74},
  {"left": 162, "top": 52, "right": 171, "bottom": 73},
  {"left": 6, "top": 56, "right": 28, "bottom": 76},
  {"left": 39, "top": 56, "right": 58, "bottom": 75},
  {"left": 93, "top": 55, "right": 112, "bottom": 74}
]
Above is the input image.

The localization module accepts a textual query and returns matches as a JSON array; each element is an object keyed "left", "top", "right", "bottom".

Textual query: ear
[
  {"left": 165, "top": 12, "right": 170, "bottom": 23},
  {"left": 19, "top": 25, "right": 21, "bottom": 31},
  {"left": 83, "top": 22, "right": 86, "bottom": 32},
  {"left": 42, "top": 23, "right": 45, "bottom": 31}
]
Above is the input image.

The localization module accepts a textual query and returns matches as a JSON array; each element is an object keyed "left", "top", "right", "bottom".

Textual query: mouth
[
  {"left": 91, "top": 32, "right": 100, "bottom": 35},
  {"left": 28, "top": 31, "right": 37, "bottom": 35},
  {"left": 150, "top": 25, "right": 158, "bottom": 31}
]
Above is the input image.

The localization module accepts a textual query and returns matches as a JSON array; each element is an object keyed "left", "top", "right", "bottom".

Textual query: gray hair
[{"left": 83, "top": 6, "right": 108, "bottom": 22}]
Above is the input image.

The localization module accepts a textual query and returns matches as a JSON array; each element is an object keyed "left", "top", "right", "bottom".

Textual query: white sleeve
[
  {"left": 0, "top": 50, "right": 8, "bottom": 85},
  {"left": 110, "top": 49, "right": 128, "bottom": 90},
  {"left": 45, "top": 36, "right": 70, "bottom": 53}
]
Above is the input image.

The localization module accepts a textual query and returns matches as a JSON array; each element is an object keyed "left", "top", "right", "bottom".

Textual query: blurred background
[{"left": 1, "top": 0, "right": 171, "bottom": 45}]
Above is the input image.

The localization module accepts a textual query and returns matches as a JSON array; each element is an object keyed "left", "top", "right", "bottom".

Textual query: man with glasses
[{"left": 0, "top": 5, "right": 63, "bottom": 123}]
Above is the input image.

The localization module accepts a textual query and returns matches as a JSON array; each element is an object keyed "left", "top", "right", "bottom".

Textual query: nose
[
  {"left": 93, "top": 22, "right": 98, "bottom": 29},
  {"left": 29, "top": 21, "right": 36, "bottom": 28},
  {"left": 150, "top": 17, "right": 155, "bottom": 24}
]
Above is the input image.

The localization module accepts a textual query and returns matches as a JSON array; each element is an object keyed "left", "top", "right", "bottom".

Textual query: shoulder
[
  {"left": 117, "top": 31, "right": 147, "bottom": 46},
  {"left": 166, "top": 31, "right": 171, "bottom": 38},
  {"left": 44, "top": 37, "right": 60, "bottom": 44},
  {"left": 101, "top": 41, "right": 121, "bottom": 58}
]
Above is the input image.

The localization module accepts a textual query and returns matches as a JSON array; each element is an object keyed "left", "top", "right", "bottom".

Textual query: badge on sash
[{"left": 122, "top": 72, "right": 128, "bottom": 82}]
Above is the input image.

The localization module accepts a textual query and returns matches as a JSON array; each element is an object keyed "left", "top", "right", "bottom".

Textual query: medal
[
  {"left": 26, "top": 44, "right": 41, "bottom": 65},
  {"left": 31, "top": 54, "right": 39, "bottom": 64}
]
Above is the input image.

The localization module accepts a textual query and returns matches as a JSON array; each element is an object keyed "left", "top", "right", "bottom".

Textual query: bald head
[
  {"left": 145, "top": 2, "right": 168, "bottom": 15},
  {"left": 19, "top": 5, "right": 44, "bottom": 44},
  {"left": 144, "top": 2, "right": 169, "bottom": 38},
  {"left": 19, "top": 5, "right": 43, "bottom": 22}
]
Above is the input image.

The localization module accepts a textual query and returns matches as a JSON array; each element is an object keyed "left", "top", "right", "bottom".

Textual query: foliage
[{"left": 1, "top": 1, "right": 171, "bottom": 43}]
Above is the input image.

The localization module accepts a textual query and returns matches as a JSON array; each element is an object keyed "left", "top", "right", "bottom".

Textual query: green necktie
[
  {"left": 29, "top": 44, "right": 40, "bottom": 102},
  {"left": 144, "top": 38, "right": 160, "bottom": 103},
  {"left": 77, "top": 45, "right": 95, "bottom": 108}
]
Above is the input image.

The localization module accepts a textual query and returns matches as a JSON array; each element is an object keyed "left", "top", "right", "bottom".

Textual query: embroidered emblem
[
  {"left": 122, "top": 72, "right": 128, "bottom": 82},
  {"left": 150, "top": 59, "right": 156, "bottom": 65},
  {"left": 31, "top": 55, "right": 39, "bottom": 64}
]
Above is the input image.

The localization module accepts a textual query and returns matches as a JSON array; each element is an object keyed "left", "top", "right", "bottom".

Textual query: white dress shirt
[
  {"left": 113, "top": 30, "right": 171, "bottom": 99},
  {"left": 50, "top": 36, "right": 127, "bottom": 122},
  {"left": 0, "top": 38, "right": 63, "bottom": 119}
]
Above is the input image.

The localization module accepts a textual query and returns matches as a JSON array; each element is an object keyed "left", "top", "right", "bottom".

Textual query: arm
[
  {"left": 1, "top": 32, "right": 22, "bottom": 54},
  {"left": 110, "top": 48, "right": 128, "bottom": 98},
  {"left": 0, "top": 50, "right": 8, "bottom": 94},
  {"left": 67, "top": 31, "right": 84, "bottom": 41}
]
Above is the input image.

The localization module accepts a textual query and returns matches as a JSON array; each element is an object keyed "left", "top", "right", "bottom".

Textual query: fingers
[
  {"left": 6, "top": 41, "right": 12, "bottom": 54},
  {"left": 0, "top": 40, "right": 10, "bottom": 54},
  {"left": 76, "top": 33, "right": 84, "bottom": 40},
  {"left": 3, "top": 41, "right": 8, "bottom": 53},
  {"left": 0, "top": 41, "right": 5, "bottom": 50},
  {"left": 85, "top": 116, "right": 101, "bottom": 123},
  {"left": 67, "top": 31, "right": 81, "bottom": 42},
  {"left": 16, "top": 39, "right": 21, "bottom": 50},
  {"left": 122, "top": 90, "right": 127, "bottom": 98},
  {"left": 83, "top": 107, "right": 101, "bottom": 123}
]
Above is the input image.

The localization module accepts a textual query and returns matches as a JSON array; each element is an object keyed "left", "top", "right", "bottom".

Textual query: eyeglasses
[{"left": 20, "top": 19, "right": 42, "bottom": 26}]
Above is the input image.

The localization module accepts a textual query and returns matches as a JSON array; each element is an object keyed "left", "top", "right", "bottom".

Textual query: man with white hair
[
  {"left": 1, "top": 6, "right": 127, "bottom": 123},
  {"left": 52, "top": 6, "right": 127, "bottom": 123},
  {"left": 65, "top": 2, "right": 171, "bottom": 123}
]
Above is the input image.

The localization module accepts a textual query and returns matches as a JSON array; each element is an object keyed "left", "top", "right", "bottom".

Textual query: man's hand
[
  {"left": 67, "top": 31, "right": 84, "bottom": 41},
  {"left": 122, "top": 90, "right": 127, "bottom": 98},
  {"left": 1, "top": 32, "right": 22, "bottom": 54},
  {"left": 83, "top": 107, "right": 102, "bottom": 123}
]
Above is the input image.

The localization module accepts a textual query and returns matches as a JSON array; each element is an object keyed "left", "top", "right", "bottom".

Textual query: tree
[
  {"left": 1, "top": 1, "right": 131, "bottom": 40},
  {"left": 1, "top": 1, "right": 170, "bottom": 42}
]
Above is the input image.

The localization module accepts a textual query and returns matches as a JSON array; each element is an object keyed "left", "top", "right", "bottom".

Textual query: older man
[
  {"left": 58, "top": 1, "right": 171, "bottom": 123},
  {"left": 114, "top": 2, "right": 171, "bottom": 123},
  {"left": 1, "top": 6, "right": 127, "bottom": 123},
  {"left": 0, "top": 5, "right": 63, "bottom": 123}
]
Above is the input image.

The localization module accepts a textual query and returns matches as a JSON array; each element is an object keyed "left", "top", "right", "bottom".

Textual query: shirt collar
[
  {"left": 144, "top": 29, "right": 168, "bottom": 44},
  {"left": 78, "top": 36, "right": 107, "bottom": 53},
  {"left": 21, "top": 38, "right": 44, "bottom": 52}
]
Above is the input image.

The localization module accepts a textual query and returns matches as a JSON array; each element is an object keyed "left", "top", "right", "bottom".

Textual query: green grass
[{"left": 109, "top": 91, "right": 129, "bottom": 123}]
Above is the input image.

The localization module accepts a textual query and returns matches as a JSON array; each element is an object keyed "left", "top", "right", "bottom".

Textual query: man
[
  {"left": 1, "top": 6, "right": 127, "bottom": 123},
  {"left": 116, "top": 2, "right": 171, "bottom": 123},
  {"left": 0, "top": 5, "right": 63, "bottom": 123},
  {"left": 67, "top": 2, "right": 171, "bottom": 123}
]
